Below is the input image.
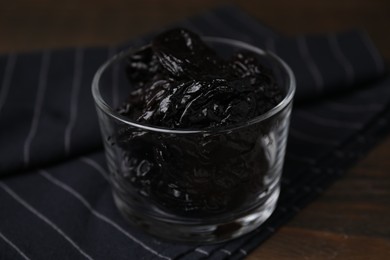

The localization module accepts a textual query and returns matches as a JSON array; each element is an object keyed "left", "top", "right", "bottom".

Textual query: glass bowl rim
[{"left": 91, "top": 36, "right": 296, "bottom": 134}]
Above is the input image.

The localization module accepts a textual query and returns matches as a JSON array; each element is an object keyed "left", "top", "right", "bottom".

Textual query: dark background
[
  {"left": 1, "top": 0, "right": 389, "bottom": 258},
  {"left": 1, "top": 0, "right": 389, "bottom": 59}
]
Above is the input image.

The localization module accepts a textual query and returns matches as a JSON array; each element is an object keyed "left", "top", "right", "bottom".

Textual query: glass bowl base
[{"left": 112, "top": 186, "right": 280, "bottom": 244}]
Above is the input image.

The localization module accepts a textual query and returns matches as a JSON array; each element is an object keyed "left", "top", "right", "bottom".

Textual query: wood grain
[
  {"left": 0, "top": 0, "right": 389, "bottom": 259},
  {"left": 252, "top": 135, "right": 390, "bottom": 259}
]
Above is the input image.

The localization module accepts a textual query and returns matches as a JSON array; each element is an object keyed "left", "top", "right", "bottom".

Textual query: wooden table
[{"left": 1, "top": 0, "right": 389, "bottom": 258}]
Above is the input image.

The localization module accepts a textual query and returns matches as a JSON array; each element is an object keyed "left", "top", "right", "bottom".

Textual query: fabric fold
[{"left": 271, "top": 31, "right": 386, "bottom": 101}]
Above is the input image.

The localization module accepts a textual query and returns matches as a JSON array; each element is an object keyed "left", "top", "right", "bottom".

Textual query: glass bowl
[{"left": 92, "top": 37, "right": 295, "bottom": 243}]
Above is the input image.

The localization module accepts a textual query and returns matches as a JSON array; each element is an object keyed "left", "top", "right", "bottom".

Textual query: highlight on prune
[
  {"left": 119, "top": 27, "right": 282, "bottom": 129},
  {"left": 114, "top": 28, "right": 282, "bottom": 216}
]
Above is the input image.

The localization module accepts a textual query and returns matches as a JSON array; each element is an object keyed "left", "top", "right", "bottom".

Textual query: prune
[
  {"left": 115, "top": 28, "right": 282, "bottom": 217},
  {"left": 152, "top": 28, "right": 225, "bottom": 79},
  {"left": 125, "top": 45, "right": 162, "bottom": 89},
  {"left": 119, "top": 28, "right": 282, "bottom": 129}
]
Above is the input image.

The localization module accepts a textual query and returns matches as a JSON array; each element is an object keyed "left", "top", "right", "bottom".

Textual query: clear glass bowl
[{"left": 92, "top": 37, "right": 295, "bottom": 243}]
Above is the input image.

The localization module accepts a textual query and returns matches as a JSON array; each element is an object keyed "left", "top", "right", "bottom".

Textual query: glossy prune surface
[
  {"left": 114, "top": 28, "right": 282, "bottom": 217},
  {"left": 120, "top": 28, "right": 282, "bottom": 129}
]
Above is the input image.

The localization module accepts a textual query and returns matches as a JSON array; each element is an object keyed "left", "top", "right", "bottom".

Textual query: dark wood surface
[{"left": 1, "top": 1, "right": 389, "bottom": 259}]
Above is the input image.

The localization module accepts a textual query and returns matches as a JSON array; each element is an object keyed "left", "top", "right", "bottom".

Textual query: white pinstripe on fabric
[
  {"left": 108, "top": 46, "right": 120, "bottom": 109},
  {"left": 0, "top": 181, "right": 94, "bottom": 260},
  {"left": 220, "top": 248, "right": 232, "bottom": 255},
  {"left": 327, "top": 33, "right": 355, "bottom": 85},
  {"left": 266, "top": 226, "right": 276, "bottom": 232},
  {"left": 39, "top": 170, "right": 172, "bottom": 260},
  {"left": 65, "top": 48, "right": 84, "bottom": 155},
  {"left": 359, "top": 31, "right": 385, "bottom": 74},
  {"left": 265, "top": 37, "right": 276, "bottom": 52},
  {"left": 0, "top": 231, "right": 30, "bottom": 260},
  {"left": 239, "top": 248, "right": 248, "bottom": 255},
  {"left": 0, "top": 54, "right": 17, "bottom": 115},
  {"left": 80, "top": 157, "right": 110, "bottom": 182},
  {"left": 23, "top": 51, "right": 51, "bottom": 166},
  {"left": 194, "top": 248, "right": 209, "bottom": 256},
  {"left": 297, "top": 36, "right": 324, "bottom": 92}
]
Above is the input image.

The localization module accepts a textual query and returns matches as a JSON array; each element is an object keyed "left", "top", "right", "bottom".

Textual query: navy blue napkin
[{"left": 0, "top": 5, "right": 389, "bottom": 260}]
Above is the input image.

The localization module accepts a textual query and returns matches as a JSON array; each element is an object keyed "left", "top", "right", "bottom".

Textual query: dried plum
[
  {"left": 114, "top": 28, "right": 283, "bottom": 217},
  {"left": 119, "top": 28, "right": 282, "bottom": 129}
]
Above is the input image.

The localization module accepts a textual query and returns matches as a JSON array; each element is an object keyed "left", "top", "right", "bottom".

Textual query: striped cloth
[{"left": 0, "top": 5, "right": 389, "bottom": 260}]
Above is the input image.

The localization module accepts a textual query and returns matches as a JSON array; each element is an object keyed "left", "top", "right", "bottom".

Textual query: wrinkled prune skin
[
  {"left": 115, "top": 28, "right": 282, "bottom": 217},
  {"left": 121, "top": 28, "right": 282, "bottom": 129}
]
